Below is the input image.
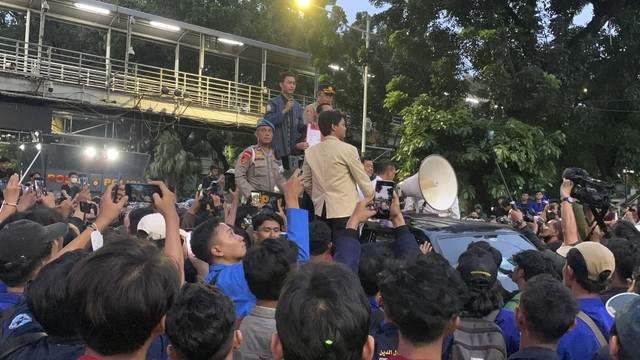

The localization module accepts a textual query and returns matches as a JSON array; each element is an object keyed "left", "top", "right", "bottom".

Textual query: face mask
[{"left": 70, "top": 178, "right": 78, "bottom": 184}]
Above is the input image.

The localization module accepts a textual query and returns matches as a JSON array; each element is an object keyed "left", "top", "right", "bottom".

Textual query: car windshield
[{"left": 431, "top": 233, "right": 537, "bottom": 292}]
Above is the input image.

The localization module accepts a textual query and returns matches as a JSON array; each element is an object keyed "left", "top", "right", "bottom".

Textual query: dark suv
[{"left": 362, "top": 215, "right": 538, "bottom": 292}]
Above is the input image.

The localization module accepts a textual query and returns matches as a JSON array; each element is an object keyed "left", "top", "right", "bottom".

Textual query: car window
[{"left": 430, "top": 233, "right": 537, "bottom": 292}]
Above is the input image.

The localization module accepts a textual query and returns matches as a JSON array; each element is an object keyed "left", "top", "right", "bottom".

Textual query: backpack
[{"left": 451, "top": 311, "right": 507, "bottom": 360}]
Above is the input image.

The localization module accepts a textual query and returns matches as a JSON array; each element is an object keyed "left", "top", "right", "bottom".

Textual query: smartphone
[
  {"left": 224, "top": 173, "right": 236, "bottom": 192},
  {"left": 79, "top": 201, "right": 98, "bottom": 214},
  {"left": 34, "top": 179, "right": 47, "bottom": 196},
  {"left": 373, "top": 180, "right": 394, "bottom": 219},
  {"left": 125, "top": 183, "right": 162, "bottom": 203},
  {"left": 250, "top": 191, "right": 261, "bottom": 207},
  {"left": 112, "top": 174, "right": 123, "bottom": 202},
  {"left": 79, "top": 174, "right": 88, "bottom": 187},
  {"left": 20, "top": 185, "right": 30, "bottom": 196}
]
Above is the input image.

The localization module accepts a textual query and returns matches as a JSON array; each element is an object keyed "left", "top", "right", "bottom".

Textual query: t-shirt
[
  {"left": 61, "top": 184, "right": 80, "bottom": 198},
  {"left": 504, "top": 291, "right": 522, "bottom": 311},
  {"left": 0, "top": 292, "right": 20, "bottom": 310},
  {"left": 494, "top": 308, "right": 520, "bottom": 357},
  {"left": 556, "top": 298, "right": 613, "bottom": 360},
  {"left": 0, "top": 168, "right": 15, "bottom": 179},
  {"left": 508, "top": 347, "right": 560, "bottom": 360}
]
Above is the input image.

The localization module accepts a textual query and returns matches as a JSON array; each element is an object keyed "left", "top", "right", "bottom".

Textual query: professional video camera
[
  {"left": 199, "top": 180, "right": 224, "bottom": 209},
  {"left": 562, "top": 167, "right": 612, "bottom": 209}
]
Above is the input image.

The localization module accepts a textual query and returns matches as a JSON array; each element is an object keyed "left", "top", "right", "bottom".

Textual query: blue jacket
[
  {"left": 0, "top": 292, "right": 20, "bottom": 310},
  {"left": 556, "top": 298, "right": 613, "bottom": 360},
  {"left": 494, "top": 308, "right": 520, "bottom": 357},
  {"left": 204, "top": 208, "right": 309, "bottom": 317},
  {"left": 264, "top": 94, "right": 304, "bottom": 158}
]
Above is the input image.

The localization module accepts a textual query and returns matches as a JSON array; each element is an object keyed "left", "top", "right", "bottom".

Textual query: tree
[{"left": 145, "top": 130, "right": 201, "bottom": 197}]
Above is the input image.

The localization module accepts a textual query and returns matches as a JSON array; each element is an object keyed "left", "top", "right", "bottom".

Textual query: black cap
[
  {"left": 0, "top": 219, "right": 68, "bottom": 264},
  {"left": 456, "top": 248, "right": 498, "bottom": 288}
]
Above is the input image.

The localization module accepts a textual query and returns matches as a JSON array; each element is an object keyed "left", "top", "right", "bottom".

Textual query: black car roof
[{"left": 408, "top": 215, "right": 517, "bottom": 236}]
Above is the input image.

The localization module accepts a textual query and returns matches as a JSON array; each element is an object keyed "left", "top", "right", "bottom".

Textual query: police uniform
[{"left": 234, "top": 145, "right": 286, "bottom": 200}]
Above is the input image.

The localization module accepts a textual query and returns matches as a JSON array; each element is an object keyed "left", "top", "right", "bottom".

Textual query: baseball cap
[
  {"left": 606, "top": 292, "right": 639, "bottom": 317},
  {"left": 0, "top": 219, "right": 68, "bottom": 264},
  {"left": 256, "top": 118, "right": 275, "bottom": 131},
  {"left": 614, "top": 295, "right": 640, "bottom": 355},
  {"left": 456, "top": 248, "right": 497, "bottom": 288},
  {"left": 319, "top": 84, "right": 335, "bottom": 94},
  {"left": 137, "top": 213, "right": 166, "bottom": 241},
  {"left": 566, "top": 242, "right": 615, "bottom": 282}
]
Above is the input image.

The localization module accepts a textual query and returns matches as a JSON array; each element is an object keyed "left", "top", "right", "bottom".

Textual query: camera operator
[{"left": 181, "top": 186, "right": 240, "bottom": 230}]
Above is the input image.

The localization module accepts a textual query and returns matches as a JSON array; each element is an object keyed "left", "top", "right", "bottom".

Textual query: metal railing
[{"left": 0, "top": 36, "right": 314, "bottom": 117}]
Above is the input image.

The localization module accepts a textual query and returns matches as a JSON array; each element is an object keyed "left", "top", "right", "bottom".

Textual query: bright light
[
  {"left": 84, "top": 147, "right": 96, "bottom": 158},
  {"left": 75, "top": 3, "right": 111, "bottom": 15},
  {"left": 106, "top": 148, "right": 119, "bottom": 161},
  {"left": 35, "top": 143, "right": 42, "bottom": 150},
  {"left": 296, "top": 0, "right": 311, "bottom": 7},
  {"left": 328, "top": 64, "right": 343, "bottom": 71},
  {"left": 465, "top": 97, "right": 480, "bottom": 104},
  {"left": 218, "top": 38, "right": 244, "bottom": 46},
  {"left": 150, "top": 21, "right": 181, "bottom": 32},
  {"left": 583, "top": 88, "right": 588, "bottom": 94},
  {"left": 19, "top": 144, "right": 25, "bottom": 150}
]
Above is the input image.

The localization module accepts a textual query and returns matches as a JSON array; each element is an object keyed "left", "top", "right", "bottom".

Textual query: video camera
[
  {"left": 562, "top": 167, "right": 612, "bottom": 209},
  {"left": 200, "top": 180, "right": 224, "bottom": 209}
]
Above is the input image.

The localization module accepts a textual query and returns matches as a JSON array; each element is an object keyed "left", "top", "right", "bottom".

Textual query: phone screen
[
  {"left": 373, "top": 180, "right": 394, "bottom": 219},
  {"left": 250, "top": 191, "right": 261, "bottom": 207},
  {"left": 34, "top": 179, "right": 47, "bottom": 195},
  {"left": 125, "top": 184, "right": 161, "bottom": 203}
]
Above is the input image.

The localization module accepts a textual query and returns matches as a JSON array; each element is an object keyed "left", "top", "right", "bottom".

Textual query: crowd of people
[{"left": 0, "top": 71, "right": 639, "bottom": 360}]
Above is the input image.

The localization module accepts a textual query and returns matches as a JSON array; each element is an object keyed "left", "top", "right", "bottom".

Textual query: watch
[{"left": 561, "top": 196, "right": 574, "bottom": 203}]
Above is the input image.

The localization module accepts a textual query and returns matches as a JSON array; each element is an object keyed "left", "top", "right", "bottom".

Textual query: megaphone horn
[{"left": 399, "top": 154, "right": 458, "bottom": 211}]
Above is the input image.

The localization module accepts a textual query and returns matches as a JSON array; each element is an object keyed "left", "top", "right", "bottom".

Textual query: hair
[
  {"left": 375, "top": 159, "right": 395, "bottom": 176},
  {"left": 361, "top": 156, "right": 372, "bottom": 164},
  {"left": 243, "top": 237, "right": 298, "bottom": 300},
  {"left": 467, "top": 241, "right": 502, "bottom": 268},
  {"left": 632, "top": 265, "right": 640, "bottom": 295},
  {"left": 459, "top": 247, "right": 502, "bottom": 317},
  {"left": 68, "top": 172, "right": 78, "bottom": 177},
  {"left": 127, "top": 207, "right": 155, "bottom": 236},
  {"left": 276, "top": 262, "right": 370, "bottom": 360},
  {"left": 29, "top": 172, "right": 41, "bottom": 179},
  {"left": 318, "top": 111, "right": 345, "bottom": 137},
  {"left": 309, "top": 220, "right": 332, "bottom": 256},
  {"left": 190, "top": 218, "right": 223, "bottom": 264},
  {"left": 316, "top": 102, "right": 331, "bottom": 115},
  {"left": 66, "top": 239, "right": 180, "bottom": 356},
  {"left": 252, "top": 210, "right": 284, "bottom": 231},
  {"left": 234, "top": 204, "right": 254, "bottom": 228},
  {"left": 280, "top": 71, "right": 296, "bottom": 82},
  {"left": 565, "top": 248, "right": 610, "bottom": 294},
  {"left": 603, "top": 220, "right": 640, "bottom": 247},
  {"left": 0, "top": 204, "right": 67, "bottom": 229},
  {"left": 26, "top": 249, "right": 89, "bottom": 342},
  {"left": 210, "top": 164, "right": 219, "bottom": 171},
  {"left": 601, "top": 237, "right": 640, "bottom": 283},
  {"left": 550, "top": 220, "right": 564, "bottom": 241},
  {"left": 512, "top": 250, "right": 558, "bottom": 281},
  {"left": 358, "top": 243, "right": 394, "bottom": 297},
  {"left": 165, "top": 283, "right": 236, "bottom": 360},
  {"left": 379, "top": 253, "right": 467, "bottom": 345},
  {"left": 519, "top": 274, "right": 579, "bottom": 343}
]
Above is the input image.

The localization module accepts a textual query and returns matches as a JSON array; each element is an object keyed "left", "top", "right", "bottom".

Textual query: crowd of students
[{"left": 0, "top": 162, "right": 639, "bottom": 360}]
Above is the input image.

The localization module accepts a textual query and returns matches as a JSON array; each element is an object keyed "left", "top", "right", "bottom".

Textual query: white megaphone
[{"left": 399, "top": 154, "right": 458, "bottom": 211}]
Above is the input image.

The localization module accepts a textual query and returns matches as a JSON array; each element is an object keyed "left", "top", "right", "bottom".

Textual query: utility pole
[{"left": 361, "top": 15, "right": 370, "bottom": 155}]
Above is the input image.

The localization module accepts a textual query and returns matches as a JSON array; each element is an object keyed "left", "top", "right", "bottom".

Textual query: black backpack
[{"left": 450, "top": 310, "right": 507, "bottom": 360}]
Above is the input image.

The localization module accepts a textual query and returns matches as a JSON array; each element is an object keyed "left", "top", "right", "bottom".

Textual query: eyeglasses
[{"left": 629, "top": 208, "right": 637, "bottom": 213}]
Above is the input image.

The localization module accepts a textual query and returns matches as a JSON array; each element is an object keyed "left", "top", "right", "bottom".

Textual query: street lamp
[{"left": 296, "top": 0, "right": 372, "bottom": 154}]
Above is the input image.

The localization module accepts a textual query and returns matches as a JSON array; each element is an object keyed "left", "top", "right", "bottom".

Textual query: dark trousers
[{"left": 318, "top": 204, "right": 349, "bottom": 242}]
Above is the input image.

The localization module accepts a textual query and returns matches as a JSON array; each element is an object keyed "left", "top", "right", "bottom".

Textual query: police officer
[{"left": 234, "top": 118, "right": 286, "bottom": 201}]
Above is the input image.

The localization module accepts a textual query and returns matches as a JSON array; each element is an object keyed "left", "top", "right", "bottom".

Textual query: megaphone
[{"left": 399, "top": 154, "right": 458, "bottom": 211}]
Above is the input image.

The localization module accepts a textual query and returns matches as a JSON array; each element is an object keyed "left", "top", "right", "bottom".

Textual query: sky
[{"left": 334, "top": 0, "right": 388, "bottom": 23}]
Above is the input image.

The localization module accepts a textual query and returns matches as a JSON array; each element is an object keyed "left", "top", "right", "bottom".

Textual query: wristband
[
  {"left": 2, "top": 201, "right": 17, "bottom": 208},
  {"left": 88, "top": 223, "right": 99, "bottom": 232}
]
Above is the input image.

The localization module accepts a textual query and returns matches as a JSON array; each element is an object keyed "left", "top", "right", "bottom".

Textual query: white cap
[{"left": 137, "top": 213, "right": 166, "bottom": 240}]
